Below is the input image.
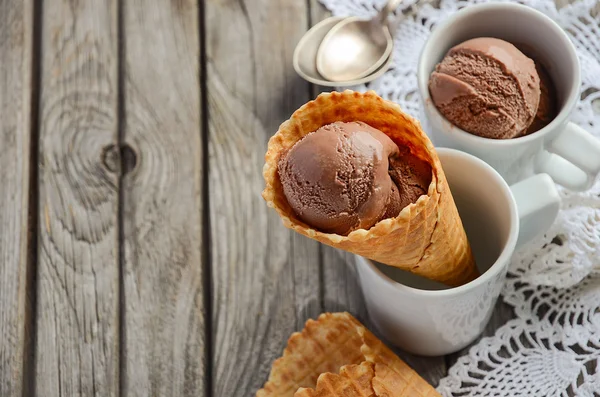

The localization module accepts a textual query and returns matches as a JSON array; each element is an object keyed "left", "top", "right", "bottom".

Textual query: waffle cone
[
  {"left": 256, "top": 312, "right": 440, "bottom": 397},
  {"left": 262, "top": 90, "right": 477, "bottom": 286}
]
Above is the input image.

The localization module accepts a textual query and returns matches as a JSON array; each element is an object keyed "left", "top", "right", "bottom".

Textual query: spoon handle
[{"left": 377, "top": 0, "right": 403, "bottom": 23}]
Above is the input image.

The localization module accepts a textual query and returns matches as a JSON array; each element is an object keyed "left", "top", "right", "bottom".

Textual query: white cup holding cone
[
  {"left": 355, "top": 148, "right": 560, "bottom": 356},
  {"left": 262, "top": 91, "right": 558, "bottom": 355},
  {"left": 417, "top": 2, "right": 600, "bottom": 191}
]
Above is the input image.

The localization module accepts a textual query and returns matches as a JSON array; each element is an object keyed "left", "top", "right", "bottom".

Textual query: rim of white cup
[
  {"left": 358, "top": 148, "right": 519, "bottom": 297},
  {"left": 416, "top": 2, "right": 581, "bottom": 146}
]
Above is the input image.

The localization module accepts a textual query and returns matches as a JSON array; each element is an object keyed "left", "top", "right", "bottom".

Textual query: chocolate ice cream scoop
[
  {"left": 429, "top": 37, "right": 540, "bottom": 139},
  {"left": 278, "top": 121, "right": 432, "bottom": 235}
]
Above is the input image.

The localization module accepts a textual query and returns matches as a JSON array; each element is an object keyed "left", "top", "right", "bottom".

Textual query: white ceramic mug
[
  {"left": 355, "top": 148, "right": 560, "bottom": 356},
  {"left": 417, "top": 2, "right": 600, "bottom": 191}
]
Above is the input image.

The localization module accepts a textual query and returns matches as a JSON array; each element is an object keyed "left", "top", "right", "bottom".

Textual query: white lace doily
[{"left": 318, "top": 0, "right": 600, "bottom": 395}]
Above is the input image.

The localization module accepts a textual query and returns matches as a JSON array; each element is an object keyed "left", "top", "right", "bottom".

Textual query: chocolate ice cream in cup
[
  {"left": 417, "top": 2, "right": 600, "bottom": 191},
  {"left": 356, "top": 148, "right": 560, "bottom": 356}
]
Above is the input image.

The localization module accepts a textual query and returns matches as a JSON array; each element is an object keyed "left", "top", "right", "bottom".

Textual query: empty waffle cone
[
  {"left": 256, "top": 312, "right": 440, "bottom": 397},
  {"left": 262, "top": 90, "right": 477, "bottom": 286}
]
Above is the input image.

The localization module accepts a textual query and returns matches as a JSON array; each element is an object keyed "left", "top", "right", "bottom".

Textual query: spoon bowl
[
  {"left": 293, "top": 16, "right": 393, "bottom": 87},
  {"left": 316, "top": 17, "right": 393, "bottom": 82},
  {"left": 315, "top": 0, "right": 402, "bottom": 82}
]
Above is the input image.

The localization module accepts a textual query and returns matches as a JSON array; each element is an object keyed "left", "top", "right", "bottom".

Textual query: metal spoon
[
  {"left": 293, "top": 16, "right": 393, "bottom": 87},
  {"left": 316, "top": 0, "right": 402, "bottom": 82}
]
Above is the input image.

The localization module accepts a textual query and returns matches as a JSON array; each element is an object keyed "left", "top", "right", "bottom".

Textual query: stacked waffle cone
[
  {"left": 262, "top": 90, "right": 477, "bottom": 286},
  {"left": 256, "top": 312, "right": 440, "bottom": 397}
]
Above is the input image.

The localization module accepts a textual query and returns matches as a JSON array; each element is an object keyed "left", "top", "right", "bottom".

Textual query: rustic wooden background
[{"left": 0, "top": 0, "right": 591, "bottom": 396}]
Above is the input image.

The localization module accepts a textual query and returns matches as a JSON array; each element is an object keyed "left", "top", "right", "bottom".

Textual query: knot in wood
[{"left": 102, "top": 143, "right": 137, "bottom": 174}]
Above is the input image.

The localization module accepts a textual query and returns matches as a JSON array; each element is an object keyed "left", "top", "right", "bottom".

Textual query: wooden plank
[
  {"left": 309, "top": 0, "right": 448, "bottom": 386},
  {"left": 0, "top": 0, "right": 34, "bottom": 395},
  {"left": 205, "top": 0, "right": 322, "bottom": 395},
  {"left": 120, "top": 0, "right": 206, "bottom": 396},
  {"left": 36, "top": 0, "right": 119, "bottom": 395}
]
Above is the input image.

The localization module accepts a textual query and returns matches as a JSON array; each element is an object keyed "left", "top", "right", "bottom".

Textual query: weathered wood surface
[
  {"left": 205, "top": 0, "right": 322, "bottom": 395},
  {"left": 121, "top": 0, "right": 206, "bottom": 395},
  {"left": 36, "top": 0, "right": 119, "bottom": 395},
  {"left": 6, "top": 0, "right": 585, "bottom": 394},
  {"left": 0, "top": 0, "right": 33, "bottom": 395}
]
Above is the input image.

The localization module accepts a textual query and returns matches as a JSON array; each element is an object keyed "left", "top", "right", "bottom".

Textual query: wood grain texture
[
  {"left": 36, "top": 0, "right": 119, "bottom": 395},
  {"left": 206, "top": 0, "right": 322, "bottom": 395},
  {"left": 0, "top": 0, "right": 33, "bottom": 395},
  {"left": 121, "top": 0, "right": 205, "bottom": 396},
  {"left": 308, "top": 0, "right": 448, "bottom": 387}
]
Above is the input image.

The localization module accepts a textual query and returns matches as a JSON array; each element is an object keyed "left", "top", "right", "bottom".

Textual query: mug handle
[
  {"left": 536, "top": 122, "right": 600, "bottom": 191},
  {"left": 510, "top": 173, "right": 561, "bottom": 247}
]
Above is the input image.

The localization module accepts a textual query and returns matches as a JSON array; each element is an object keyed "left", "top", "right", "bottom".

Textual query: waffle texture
[{"left": 256, "top": 312, "right": 440, "bottom": 397}]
